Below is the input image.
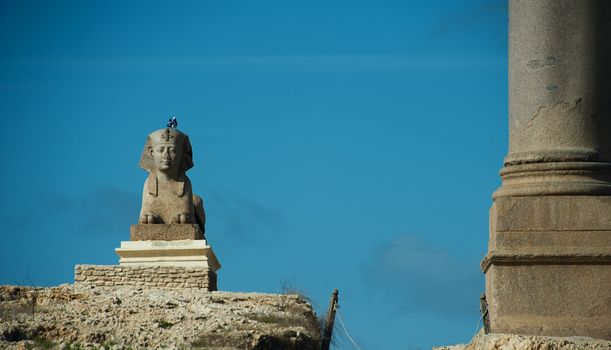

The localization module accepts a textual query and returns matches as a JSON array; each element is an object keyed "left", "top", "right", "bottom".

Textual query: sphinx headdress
[{"left": 139, "top": 128, "right": 194, "bottom": 173}]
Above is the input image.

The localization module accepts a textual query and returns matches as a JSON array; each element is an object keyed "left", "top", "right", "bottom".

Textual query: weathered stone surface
[
  {"left": 491, "top": 196, "right": 611, "bottom": 233},
  {"left": 485, "top": 196, "right": 611, "bottom": 259},
  {"left": 130, "top": 223, "right": 203, "bottom": 241},
  {"left": 507, "top": 0, "right": 611, "bottom": 166},
  {"left": 138, "top": 127, "right": 207, "bottom": 233},
  {"left": 74, "top": 265, "right": 218, "bottom": 291},
  {"left": 494, "top": 162, "right": 611, "bottom": 197},
  {"left": 0, "top": 285, "right": 320, "bottom": 349},
  {"left": 483, "top": 195, "right": 611, "bottom": 339},
  {"left": 485, "top": 264, "right": 611, "bottom": 340},
  {"left": 435, "top": 333, "right": 611, "bottom": 350}
]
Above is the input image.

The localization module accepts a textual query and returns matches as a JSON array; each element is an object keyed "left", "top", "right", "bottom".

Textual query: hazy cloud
[
  {"left": 35, "top": 185, "right": 139, "bottom": 236},
  {"left": 32, "top": 186, "right": 284, "bottom": 243},
  {"left": 205, "top": 190, "right": 285, "bottom": 245},
  {"left": 363, "top": 234, "right": 483, "bottom": 317}
]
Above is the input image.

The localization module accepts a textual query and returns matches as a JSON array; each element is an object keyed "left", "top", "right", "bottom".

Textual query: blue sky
[{"left": 0, "top": 1, "right": 508, "bottom": 348}]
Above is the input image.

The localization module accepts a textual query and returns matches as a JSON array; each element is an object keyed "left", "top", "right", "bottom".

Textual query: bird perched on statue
[{"left": 166, "top": 117, "right": 178, "bottom": 128}]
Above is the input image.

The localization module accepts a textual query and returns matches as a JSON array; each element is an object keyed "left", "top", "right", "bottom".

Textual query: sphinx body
[{"left": 138, "top": 127, "right": 206, "bottom": 233}]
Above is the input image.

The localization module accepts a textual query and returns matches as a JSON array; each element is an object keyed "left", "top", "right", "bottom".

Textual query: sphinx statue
[{"left": 138, "top": 127, "right": 206, "bottom": 234}]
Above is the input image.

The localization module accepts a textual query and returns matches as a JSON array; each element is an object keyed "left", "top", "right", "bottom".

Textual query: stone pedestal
[
  {"left": 75, "top": 224, "right": 221, "bottom": 291},
  {"left": 115, "top": 239, "right": 220, "bottom": 270},
  {"left": 483, "top": 196, "right": 611, "bottom": 339},
  {"left": 130, "top": 224, "right": 203, "bottom": 241},
  {"left": 483, "top": 0, "right": 611, "bottom": 340}
]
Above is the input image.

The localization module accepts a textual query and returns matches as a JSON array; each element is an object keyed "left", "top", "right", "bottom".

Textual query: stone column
[{"left": 482, "top": 0, "right": 611, "bottom": 340}]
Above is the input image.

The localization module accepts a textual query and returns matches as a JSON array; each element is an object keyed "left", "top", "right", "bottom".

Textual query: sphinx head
[{"left": 139, "top": 128, "right": 193, "bottom": 175}]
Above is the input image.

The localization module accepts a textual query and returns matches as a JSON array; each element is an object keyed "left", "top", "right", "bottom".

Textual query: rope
[
  {"left": 473, "top": 307, "right": 489, "bottom": 339},
  {"left": 335, "top": 304, "right": 364, "bottom": 350},
  {"left": 473, "top": 311, "right": 484, "bottom": 339}
]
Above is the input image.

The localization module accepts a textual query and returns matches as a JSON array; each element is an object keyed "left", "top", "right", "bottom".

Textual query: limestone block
[
  {"left": 492, "top": 196, "right": 611, "bottom": 233},
  {"left": 486, "top": 196, "right": 611, "bottom": 259},
  {"left": 115, "top": 239, "right": 221, "bottom": 271},
  {"left": 484, "top": 196, "right": 611, "bottom": 340},
  {"left": 487, "top": 264, "right": 611, "bottom": 340},
  {"left": 74, "top": 264, "right": 218, "bottom": 291}
]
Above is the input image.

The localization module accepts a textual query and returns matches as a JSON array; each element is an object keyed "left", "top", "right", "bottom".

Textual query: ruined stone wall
[
  {"left": 74, "top": 265, "right": 217, "bottom": 291},
  {"left": 0, "top": 285, "right": 320, "bottom": 349}
]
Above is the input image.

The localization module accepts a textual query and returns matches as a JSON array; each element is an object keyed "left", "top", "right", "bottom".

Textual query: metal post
[
  {"left": 480, "top": 293, "right": 490, "bottom": 334},
  {"left": 321, "top": 289, "right": 339, "bottom": 350}
]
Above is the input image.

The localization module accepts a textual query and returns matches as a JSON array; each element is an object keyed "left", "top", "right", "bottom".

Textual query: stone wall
[{"left": 74, "top": 264, "right": 217, "bottom": 291}]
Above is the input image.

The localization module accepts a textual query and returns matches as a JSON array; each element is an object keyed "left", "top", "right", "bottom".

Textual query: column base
[
  {"left": 483, "top": 195, "right": 611, "bottom": 340},
  {"left": 493, "top": 161, "right": 611, "bottom": 198},
  {"left": 484, "top": 264, "right": 611, "bottom": 340}
]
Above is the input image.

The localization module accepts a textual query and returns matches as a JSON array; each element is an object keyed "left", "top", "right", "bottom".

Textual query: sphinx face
[{"left": 151, "top": 143, "right": 182, "bottom": 172}]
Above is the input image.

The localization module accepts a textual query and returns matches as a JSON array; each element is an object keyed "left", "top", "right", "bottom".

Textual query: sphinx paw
[
  {"left": 179, "top": 214, "right": 189, "bottom": 224},
  {"left": 171, "top": 213, "right": 190, "bottom": 224},
  {"left": 140, "top": 214, "right": 158, "bottom": 224}
]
